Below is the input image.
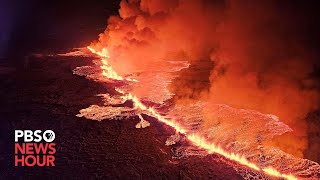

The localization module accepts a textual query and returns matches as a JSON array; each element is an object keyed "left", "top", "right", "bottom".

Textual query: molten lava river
[{"left": 47, "top": 45, "right": 318, "bottom": 180}]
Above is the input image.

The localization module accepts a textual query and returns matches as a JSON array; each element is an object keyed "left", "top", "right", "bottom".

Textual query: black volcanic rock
[{"left": 0, "top": 57, "right": 243, "bottom": 179}]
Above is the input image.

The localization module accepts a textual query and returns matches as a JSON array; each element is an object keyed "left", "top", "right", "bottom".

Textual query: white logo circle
[{"left": 43, "top": 130, "right": 55, "bottom": 142}]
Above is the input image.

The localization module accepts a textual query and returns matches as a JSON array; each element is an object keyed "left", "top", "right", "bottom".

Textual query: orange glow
[
  {"left": 262, "top": 167, "right": 297, "bottom": 180},
  {"left": 100, "top": 58, "right": 124, "bottom": 81},
  {"left": 123, "top": 92, "right": 187, "bottom": 134},
  {"left": 87, "top": 46, "right": 137, "bottom": 82},
  {"left": 87, "top": 46, "right": 298, "bottom": 180},
  {"left": 187, "top": 133, "right": 260, "bottom": 171}
]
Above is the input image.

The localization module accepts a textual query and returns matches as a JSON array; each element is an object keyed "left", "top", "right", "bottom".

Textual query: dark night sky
[{"left": 0, "top": 0, "right": 120, "bottom": 62}]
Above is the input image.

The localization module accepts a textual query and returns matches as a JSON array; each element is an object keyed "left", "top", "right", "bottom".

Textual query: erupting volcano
[
  {"left": 69, "top": 0, "right": 320, "bottom": 179},
  {"left": 3, "top": 0, "right": 320, "bottom": 179},
  {"left": 78, "top": 45, "right": 301, "bottom": 180}
]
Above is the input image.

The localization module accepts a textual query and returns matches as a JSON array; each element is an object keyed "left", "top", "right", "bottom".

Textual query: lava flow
[{"left": 87, "top": 46, "right": 298, "bottom": 180}]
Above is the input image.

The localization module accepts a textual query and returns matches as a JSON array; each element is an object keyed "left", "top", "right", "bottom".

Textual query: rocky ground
[{"left": 0, "top": 56, "right": 244, "bottom": 179}]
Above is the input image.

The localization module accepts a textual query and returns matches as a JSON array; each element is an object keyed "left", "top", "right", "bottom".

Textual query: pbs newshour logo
[{"left": 15, "top": 130, "right": 56, "bottom": 167}]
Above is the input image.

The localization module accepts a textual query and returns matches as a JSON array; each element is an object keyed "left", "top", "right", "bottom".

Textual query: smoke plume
[
  {"left": 91, "top": 0, "right": 320, "bottom": 161},
  {"left": 208, "top": 0, "right": 319, "bottom": 158}
]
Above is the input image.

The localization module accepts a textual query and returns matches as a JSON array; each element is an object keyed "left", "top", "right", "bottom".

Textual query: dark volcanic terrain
[{"left": 0, "top": 56, "right": 243, "bottom": 179}]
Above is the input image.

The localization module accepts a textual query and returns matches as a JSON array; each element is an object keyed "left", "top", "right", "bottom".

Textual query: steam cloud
[{"left": 90, "top": 0, "right": 320, "bottom": 161}]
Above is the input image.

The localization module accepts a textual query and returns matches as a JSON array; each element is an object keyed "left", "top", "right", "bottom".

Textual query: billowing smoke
[
  {"left": 90, "top": 0, "right": 319, "bottom": 161},
  {"left": 208, "top": 1, "right": 319, "bottom": 158},
  {"left": 89, "top": 0, "right": 225, "bottom": 75}
]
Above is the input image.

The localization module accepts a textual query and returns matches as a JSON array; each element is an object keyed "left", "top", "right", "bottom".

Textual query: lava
[
  {"left": 87, "top": 47, "right": 137, "bottom": 82},
  {"left": 87, "top": 46, "right": 298, "bottom": 180}
]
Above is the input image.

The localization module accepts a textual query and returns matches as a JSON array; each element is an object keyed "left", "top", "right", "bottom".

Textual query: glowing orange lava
[
  {"left": 87, "top": 46, "right": 298, "bottom": 180},
  {"left": 87, "top": 47, "right": 137, "bottom": 82}
]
